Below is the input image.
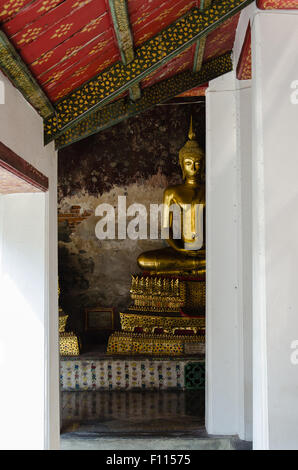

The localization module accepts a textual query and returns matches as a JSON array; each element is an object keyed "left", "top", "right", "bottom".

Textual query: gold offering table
[
  {"left": 58, "top": 280, "right": 80, "bottom": 356},
  {"left": 107, "top": 331, "right": 205, "bottom": 356},
  {"left": 59, "top": 312, "right": 80, "bottom": 356},
  {"left": 119, "top": 312, "right": 205, "bottom": 334}
]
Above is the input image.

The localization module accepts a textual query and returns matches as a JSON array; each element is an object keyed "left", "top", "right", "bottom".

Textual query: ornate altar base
[
  {"left": 104, "top": 273, "right": 206, "bottom": 359},
  {"left": 60, "top": 353, "right": 205, "bottom": 392}
]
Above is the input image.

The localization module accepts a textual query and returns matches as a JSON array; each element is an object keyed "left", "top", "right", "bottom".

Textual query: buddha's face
[{"left": 182, "top": 156, "right": 201, "bottom": 179}]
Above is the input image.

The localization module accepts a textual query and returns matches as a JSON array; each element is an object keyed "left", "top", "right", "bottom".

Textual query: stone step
[{"left": 60, "top": 435, "right": 251, "bottom": 451}]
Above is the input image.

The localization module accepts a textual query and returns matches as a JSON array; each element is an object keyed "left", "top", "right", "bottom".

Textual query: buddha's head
[{"left": 179, "top": 117, "right": 204, "bottom": 180}]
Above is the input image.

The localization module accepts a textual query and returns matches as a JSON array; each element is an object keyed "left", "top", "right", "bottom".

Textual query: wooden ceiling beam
[
  {"left": 55, "top": 52, "right": 232, "bottom": 150},
  {"left": 193, "top": 0, "right": 213, "bottom": 72},
  {"left": 44, "top": 0, "right": 254, "bottom": 144},
  {"left": 109, "top": 0, "right": 141, "bottom": 102}
]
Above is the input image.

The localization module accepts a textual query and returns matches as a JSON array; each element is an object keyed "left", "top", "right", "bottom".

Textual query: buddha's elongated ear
[
  {"left": 179, "top": 154, "right": 185, "bottom": 179},
  {"left": 180, "top": 157, "right": 186, "bottom": 179}
]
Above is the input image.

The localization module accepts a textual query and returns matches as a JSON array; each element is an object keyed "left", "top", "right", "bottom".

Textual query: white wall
[
  {"left": 0, "top": 71, "right": 59, "bottom": 449},
  {"left": 252, "top": 10, "right": 298, "bottom": 450}
]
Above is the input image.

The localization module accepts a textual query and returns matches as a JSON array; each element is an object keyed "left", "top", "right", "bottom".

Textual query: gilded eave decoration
[
  {"left": 55, "top": 52, "right": 232, "bottom": 149},
  {"left": 0, "top": 31, "right": 54, "bottom": 119}
]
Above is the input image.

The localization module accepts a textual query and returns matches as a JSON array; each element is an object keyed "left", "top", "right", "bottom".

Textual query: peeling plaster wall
[{"left": 58, "top": 102, "right": 205, "bottom": 333}]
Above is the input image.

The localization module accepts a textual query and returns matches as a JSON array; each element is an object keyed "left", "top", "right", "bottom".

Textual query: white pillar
[
  {"left": 252, "top": 10, "right": 298, "bottom": 450},
  {"left": 206, "top": 69, "right": 253, "bottom": 440},
  {"left": 0, "top": 70, "right": 59, "bottom": 450},
  {"left": 236, "top": 84, "right": 253, "bottom": 442},
  {"left": 206, "top": 72, "right": 242, "bottom": 436}
]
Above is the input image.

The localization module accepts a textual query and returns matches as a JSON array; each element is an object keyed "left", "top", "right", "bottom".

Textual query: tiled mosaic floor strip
[{"left": 60, "top": 359, "right": 201, "bottom": 391}]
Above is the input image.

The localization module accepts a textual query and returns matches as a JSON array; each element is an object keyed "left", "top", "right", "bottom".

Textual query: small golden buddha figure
[{"left": 138, "top": 117, "right": 206, "bottom": 275}]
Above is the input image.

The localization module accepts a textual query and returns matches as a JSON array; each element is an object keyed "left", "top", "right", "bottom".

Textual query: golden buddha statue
[{"left": 138, "top": 117, "right": 206, "bottom": 276}]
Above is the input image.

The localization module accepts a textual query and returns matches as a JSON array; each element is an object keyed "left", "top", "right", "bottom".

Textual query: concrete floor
[{"left": 60, "top": 390, "right": 252, "bottom": 450}]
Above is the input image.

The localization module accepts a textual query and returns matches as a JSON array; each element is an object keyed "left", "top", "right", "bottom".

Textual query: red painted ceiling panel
[
  {"left": 0, "top": 0, "right": 32, "bottom": 23},
  {"left": 129, "top": 0, "right": 199, "bottom": 47},
  {"left": 5, "top": 0, "right": 97, "bottom": 48},
  {"left": 236, "top": 23, "right": 251, "bottom": 80},
  {"left": 38, "top": 30, "right": 116, "bottom": 86},
  {"left": 178, "top": 84, "right": 208, "bottom": 97},
  {"left": 128, "top": 0, "right": 196, "bottom": 30},
  {"left": 3, "top": 0, "right": 64, "bottom": 35},
  {"left": 142, "top": 45, "right": 195, "bottom": 89},
  {"left": 257, "top": 0, "right": 298, "bottom": 8},
  {"left": 47, "top": 51, "right": 119, "bottom": 101},
  {"left": 44, "top": 41, "right": 117, "bottom": 95},
  {"left": 11, "top": 0, "right": 109, "bottom": 63},
  {"left": 203, "top": 13, "right": 240, "bottom": 61},
  {"left": 31, "top": 13, "right": 113, "bottom": 77}
]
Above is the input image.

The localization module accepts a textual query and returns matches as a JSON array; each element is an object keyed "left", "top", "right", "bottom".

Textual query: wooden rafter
[
  {"left": 109, "top": 0, "right": 134, "bottom": 65},
  {"left": 109, "top": 0, "right": 141, "bottom": 102},
  {"left": 0, "top": 30, "right": 54, "bottom": 119},
  {"left": 55, "top": 52, "right": 232, "bottom": 150},
  {"left": 193, "top": 0, "right": 212, "bottom": 72},
  {"left": 44, "top": 0, "right": 254, "bottom": 144}
]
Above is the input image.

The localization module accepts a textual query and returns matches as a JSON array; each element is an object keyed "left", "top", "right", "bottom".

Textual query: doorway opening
[{"left": 58, "top": 99, "right": 207, "bottom": 448}]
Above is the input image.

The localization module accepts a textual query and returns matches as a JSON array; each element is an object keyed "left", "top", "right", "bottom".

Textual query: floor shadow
[{"left": 61, "top": 389, "right": 205, "bottom": 436}]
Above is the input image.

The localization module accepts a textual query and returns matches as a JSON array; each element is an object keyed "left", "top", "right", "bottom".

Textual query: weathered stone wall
[{"left": 58, "top": 102, "right": 205, "bottom": 332}]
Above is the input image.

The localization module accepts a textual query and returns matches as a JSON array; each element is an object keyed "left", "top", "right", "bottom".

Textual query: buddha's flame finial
[{"left": 188, "top": 115, "right": 196, "bottom": 141}]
